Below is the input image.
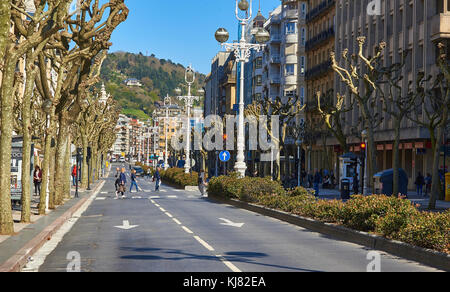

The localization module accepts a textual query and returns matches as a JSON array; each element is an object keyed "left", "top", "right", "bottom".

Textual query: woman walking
[
  {"left": 33, "top": 166, "right": 42, "bottom": 196},
  {"left": 117, "top": 168, "right": 127, "bottom": 199}
]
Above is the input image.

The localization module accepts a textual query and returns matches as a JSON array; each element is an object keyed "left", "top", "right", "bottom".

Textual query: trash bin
[
  {"left": 341, "top": 178, "right": 351, "bottom": 200},
  {"left": 446, "top": 173, "right": 450, "bottom": 202},
  {"left": 373, "top": 169, "right": 408, "bottom": 197}
]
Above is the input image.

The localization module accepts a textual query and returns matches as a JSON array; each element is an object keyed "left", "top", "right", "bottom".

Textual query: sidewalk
[
  {"left": 0, "top": 179, "right": 105, "bottom": 272},
  {"left": 313, "top": 188, "right": 450, "bottom": 210}
]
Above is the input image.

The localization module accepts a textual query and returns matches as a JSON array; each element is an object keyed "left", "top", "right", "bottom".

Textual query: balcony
[
  {"left": 305, "top": 60, "right": 332, "bottom": 80},
  {"left": 305, "top": 26, "right": 335, "bottom": 52},
  {"left": 270, "top": 55, "right": 281, "bottom": 63},
  {"left": 270, "top": 76, "right": 281, "bottom": 84},
  {"left": 431, "top": 13, "right": 450, "bottom": 42},
  {"left": 283, "top": 9, "right": 298, "bottom": 19},
  {"left": 306, "top": 0, "right": 335, "bottom": 24}
]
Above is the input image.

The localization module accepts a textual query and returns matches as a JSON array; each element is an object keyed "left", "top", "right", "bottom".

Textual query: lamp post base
[{"left": 234, "top": 161, "right": 247, "bottom": 178}]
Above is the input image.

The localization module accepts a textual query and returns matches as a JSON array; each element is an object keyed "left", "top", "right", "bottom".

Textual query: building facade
[{"left": 332, "top": 0, "right": 450, "bottom": 188}]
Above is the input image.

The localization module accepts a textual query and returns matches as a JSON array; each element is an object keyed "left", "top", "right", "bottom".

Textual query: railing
[
  {"left": 305, "top": 26, "right": 335, "bottom": 52},
  {"left": 305, "top": 60, "right": 332, "bottom": 80},
  {"left": 306, "top": 0, "right": 335, "bottom": 24}
]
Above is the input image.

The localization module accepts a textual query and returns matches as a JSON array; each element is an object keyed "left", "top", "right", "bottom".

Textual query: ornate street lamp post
[
  {"left": 215, "top": 0, "right": 270, "bottom": 177},
  {"left": 361, "top": 130, "right": 368, "bottom": 196},
  {"left": 163, "top": 95, "right": 171, "bottom": 170},
  {"left": 176, "top": 66, "right": 202, "bottom": 174}
]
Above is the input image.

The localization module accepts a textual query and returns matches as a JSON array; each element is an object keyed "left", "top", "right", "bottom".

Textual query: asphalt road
[{"left": 37, "top": 164, "right": 441, "bottom": 272}]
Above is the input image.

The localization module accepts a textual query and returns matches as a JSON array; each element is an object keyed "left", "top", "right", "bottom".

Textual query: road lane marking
[
  {"left": 182, "top": 226, "right": 194, "bottom": 234},
  {"left": 216, "top": 255, "right": 242, "bottom": 273},
  {"left": 172, "top": 218, "right": 182, "bottom": 225},
  {"left": 95, "top": 197, "right": 106, "bottom": 201},
  {"left": 155, "top": 204, "right": 160, "bottom": 207},
  {"left": 194, "top": 236, "right": 214, "bottom": 251},
  {"left": 167, "top": 195, "right": 177, "bottom": 199},
  {"left": 165, "top": 212, "right": 173, "bottom": 218},
  {"left": 159, "top": 207, "right": 166, "bottom": 212},
  {"left": 101, "top": 192, "right": 108, "bottom": 194},
  {"left": 150, "top": 196, "right": 160, "bottom": 199}
]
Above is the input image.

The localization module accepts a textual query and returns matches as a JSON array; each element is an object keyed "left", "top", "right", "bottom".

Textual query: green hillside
[{"left": 100, "top": 52, "right": 206, "bottom": 120}]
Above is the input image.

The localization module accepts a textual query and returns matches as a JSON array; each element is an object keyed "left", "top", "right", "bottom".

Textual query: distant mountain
[{"left": 100, "top": 52, "right": 206, "bottom": 120}]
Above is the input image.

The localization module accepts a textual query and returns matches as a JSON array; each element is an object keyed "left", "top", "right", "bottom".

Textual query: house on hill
[{"left": 123, "top": 78, "right": 142, "bottom": 87}]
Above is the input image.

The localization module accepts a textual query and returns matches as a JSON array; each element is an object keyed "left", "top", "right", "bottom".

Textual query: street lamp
[
  {"left": 361, "top": 130, "right": 368, "bottom": 196},
  {"left": 215, "top": 0, "right": 269, "bottom": 177},
  {"left": 164, "top": 95, "right": 172, "bottom": 170},
  {"left": 176, "top": 65, "right": 201, "bottom": 174},
  {"left": 296, "top": 139, "right": 302, "bottom": 187}
]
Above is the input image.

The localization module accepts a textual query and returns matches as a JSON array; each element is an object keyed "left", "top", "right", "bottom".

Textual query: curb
[
  {"left": 208, "top": 195, "right": 450, "bottom": 272},
  {"left": 0, "top": 181, "right": 105, "bottom": 272}
]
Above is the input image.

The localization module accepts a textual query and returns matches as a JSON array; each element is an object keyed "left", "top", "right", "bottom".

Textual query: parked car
[
  {"left": 119, "top": 157, "right": 125, "bottom": 163},
  {"left": 111, "top": 157, "right": 117, "bottom": 163}
]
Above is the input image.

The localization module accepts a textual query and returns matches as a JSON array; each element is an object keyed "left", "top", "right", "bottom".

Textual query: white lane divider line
[
  {"left": 172, "top": 218, "right": 182, "bottom": 225},
  {"left": 167, "top": 195, "right": 178, "bottom": 199},
  {"left": 194, "top": 236, "right": 214, "bottom": 251},
  {"left": 150, "top": 196, "right": 160, "bottom": 199},
  {"left": 155, "top": 204, "right": 160, "bottom": 207},
  {"left": 101, "top": 192, "right": 108, "bottom": 194},
  {"left": 165, "top": 212, "right": 173, "bottom": 218},
  {"left": 182, "top": 226, "right": 194, "bottom": 234},
  {"left": 95, "top": 197, "right": 106, "bottom": 201},
  {"left": 159, "top": 207, "right": 166, "bottom": 212},
  {"left": 216, "top": 255, "right": 242, "bottom": 273}
]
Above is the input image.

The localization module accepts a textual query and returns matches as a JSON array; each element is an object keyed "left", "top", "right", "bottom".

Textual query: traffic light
[{"left": 360, "top": 143, "right": 367, "bottom": 150}]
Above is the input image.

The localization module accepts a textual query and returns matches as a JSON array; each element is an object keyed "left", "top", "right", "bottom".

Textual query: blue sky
[{"left": 109, "top": 0, "right": 281, "bottom": 74}]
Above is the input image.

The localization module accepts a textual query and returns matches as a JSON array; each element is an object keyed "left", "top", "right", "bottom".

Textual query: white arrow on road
[
  {"left": 219, "top": 218, "right": 245, "bottom": 228},
  {"left": 114, "top": 220, "right": 139, "bottom": 230}
]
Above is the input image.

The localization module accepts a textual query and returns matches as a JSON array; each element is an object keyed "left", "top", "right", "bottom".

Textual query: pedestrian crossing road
[{"left": 30, "top": 165, "right": 442, "bottom": 272}]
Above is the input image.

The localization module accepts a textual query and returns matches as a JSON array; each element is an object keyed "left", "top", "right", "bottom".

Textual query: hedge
[
  {"left": 207, "top": 175, "right": 450, "bottom": 254},
  {"left": 160, "top": 168, "right": 198, "bottom": 188}
]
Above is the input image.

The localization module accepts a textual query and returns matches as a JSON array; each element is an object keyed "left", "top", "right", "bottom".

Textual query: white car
[{"left": 119, "top": 157, "right": 125, "bottom": 163}]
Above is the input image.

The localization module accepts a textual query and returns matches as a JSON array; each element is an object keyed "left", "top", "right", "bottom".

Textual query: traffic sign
[{"left": 219, "top": 151, "right": 231, "bottom": 162}]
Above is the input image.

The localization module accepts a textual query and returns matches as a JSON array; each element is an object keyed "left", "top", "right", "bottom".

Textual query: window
[
  {"left": 286, "top": 64, "right": 295, "bottom": 76},
  {"left": 285, "top": 22, "right": 296, "bottom": 34},
  {"left": 256, "top": 75, "right": 263, "bottom": 86},
  {"left": 301, "top": 3, "right": 307, "bottom": 19},
  {"left": 255, "top": 57, "right": 262, "bottom": 69},
  {"left": 301, "top": 28, "right": 306, "bottom": 46},
  {"left": 300, "top": 87, "right": 305, "bottom": 106},
  {"left": 300, "top": 56, "right": 305, "bottom": 76}
]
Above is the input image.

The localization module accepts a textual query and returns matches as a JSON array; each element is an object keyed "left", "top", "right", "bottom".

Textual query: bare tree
[{"left": 331, "top": 37, "right": 386, "bottom": 188}]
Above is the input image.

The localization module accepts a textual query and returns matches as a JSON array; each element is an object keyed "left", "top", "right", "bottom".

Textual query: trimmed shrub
[
  {"left": 395, "top": 210, "right": 450, "bottom": 253},
  {"left": 340, "top": 195, "right": 417, "bottom": 232},
  {"left": 160, "top": 168, "right": 198, "bottom": 187}
]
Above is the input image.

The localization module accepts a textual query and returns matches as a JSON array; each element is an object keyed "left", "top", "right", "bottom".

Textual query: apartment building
[
  {"left": 111, "top": 114, "right": 131, "bottom": 159},
  {"left": 152, "top": 103, "right": 183, "bottom": 158},
  {"left": 303, "top": 0, "right": 336, "bottom": 174},
  {"left": 332, "top": 0, "right": 450, "bottom": 188}
]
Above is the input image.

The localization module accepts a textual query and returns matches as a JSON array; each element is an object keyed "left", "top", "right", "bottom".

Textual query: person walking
[
  {"left": 33, "top": 166, "right": 42, "bottom": 196},
  {"left": 353, "top": 172, "right": 359, "bottom": 195},
  {"left": 425, "top": 173, "right": 432, "bottom": 198},
  {"left": 71, "top": 165, "right": 77, "bottom": 186},
  {"left": 198, "top": 169, "right": 207, "bottom": 197},
  {"left": 114, "top": 167, "right": 121, "bottom": 198},
  {"left": 154, "top": 167, "right": 161, "bottom": 192},
  {"left": 313, "top": 169, "right": 322, "bottom": 197},
  {"left": 118, "top": 168, "right": 127, "bottom": 199},
  {"left": 415, "top": 172, "right": 425, "bottom": 197},
  {"left": 130, "top": 169, "right": 139, "bottom": 193}
]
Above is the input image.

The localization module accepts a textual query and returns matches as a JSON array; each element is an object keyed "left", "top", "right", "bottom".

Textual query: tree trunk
[
  {"left": 54, "top": 113, "right": 69, "bottom": 205},
  {"left": 429, "top": 98, "right": 449, "bottom": 209},
  {"left": 48, "top": 144, "right": 56, "bottom": 209},
  {"left": 392, "top": 119, "right": 401, "bottom": 197},
  {"left": 20, "top": 60, "right": 38, "bottom": 223},
  {"left": 81, "top": 133, "right": 89, "bottom": 189},
  {"left": 63, "top": 136, "right": 71, "bottom": 200},
  {"left": 39, "top": 113, "right": 55, "bottom": 214},
  {"left": 0, "top": 56, "right": 18, "bottom": 235}
]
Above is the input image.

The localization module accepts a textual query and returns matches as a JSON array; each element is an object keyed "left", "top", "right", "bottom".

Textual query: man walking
[
  {"left": 313, "top": 169, "right": 322, "bottom": 197},
  {"left": 154, "top": 167, "right": 161, "bottom": 192},
  {"left": 198, "top": 169, "right": 207, "bottom": 197},
  {"left": 130, "top": 169, "right": 139, "bottom": 193},
  {"left": 118, "top": 168, "right": 127, "bottom": 199},
  {"left": 415, "top": 172, "right": 425, "bottom": 197}
]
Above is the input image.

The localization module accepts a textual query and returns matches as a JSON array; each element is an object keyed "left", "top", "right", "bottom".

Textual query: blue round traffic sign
[{"left": 219, "top": 151, "right": 231, "bottom": 162}]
